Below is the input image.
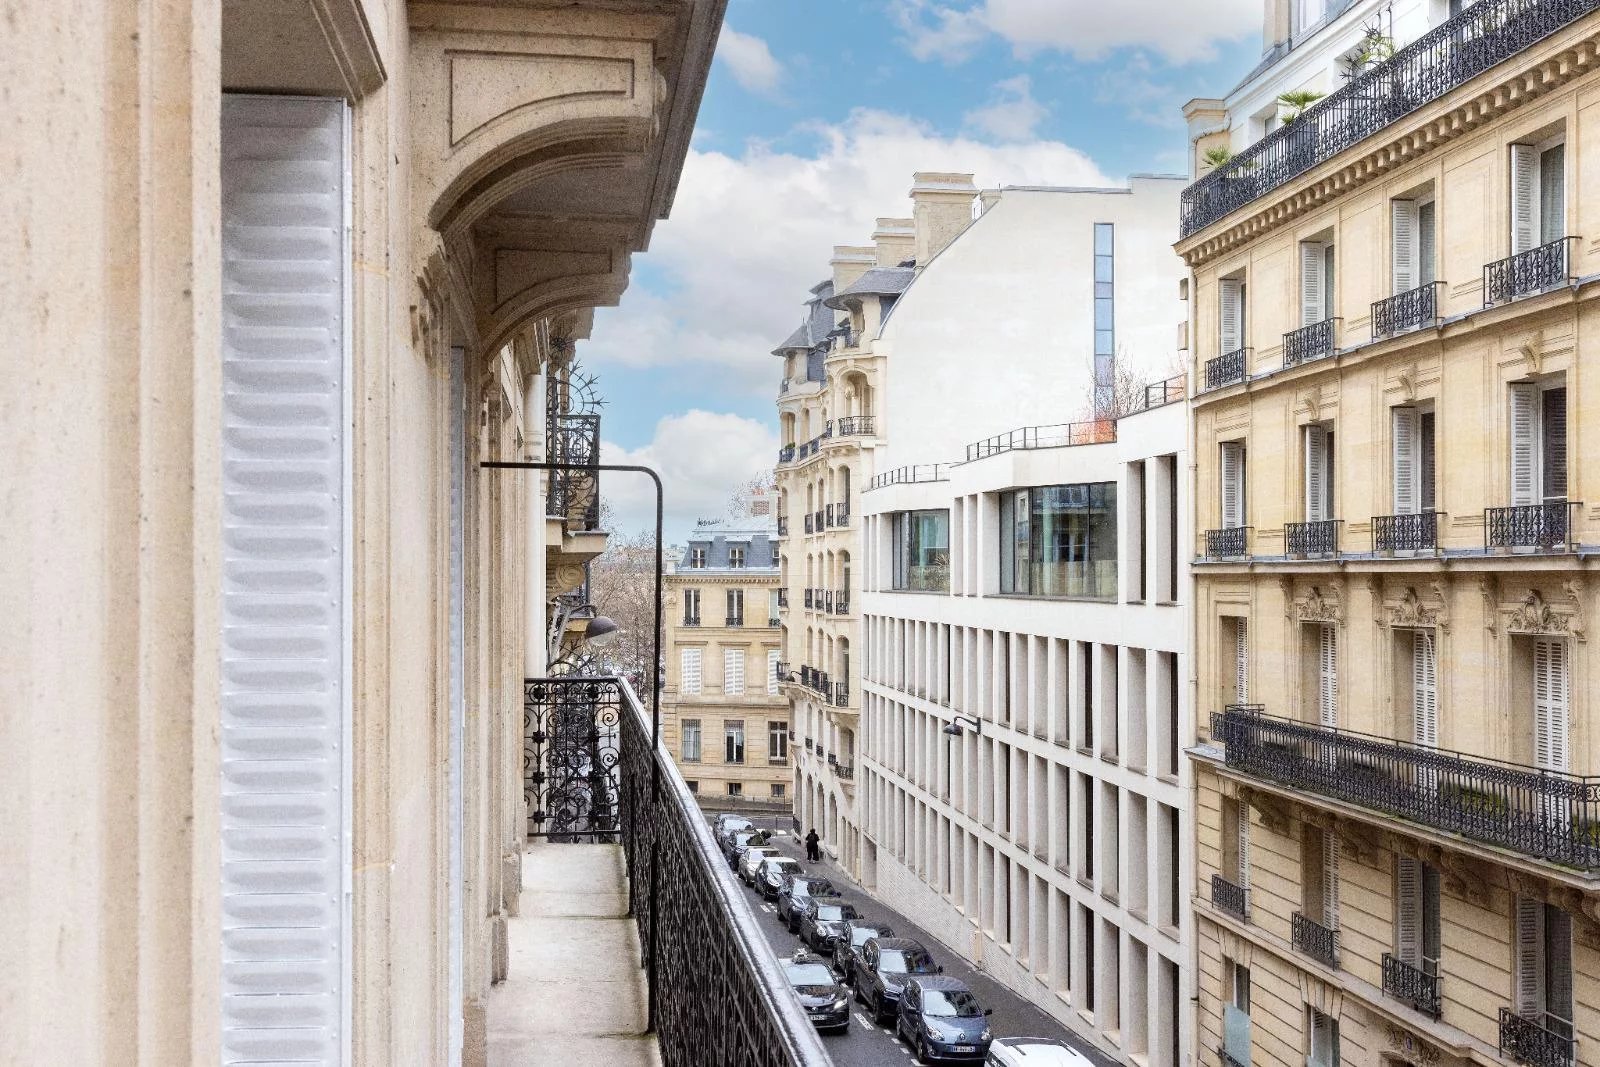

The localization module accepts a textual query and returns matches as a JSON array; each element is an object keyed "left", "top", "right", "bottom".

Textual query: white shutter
[
  {"left": 1305, "top": 425, "right": 1329, "bottom": 522},
  {"left": 1393, "top": 407, "right": 1420, "bottom": 515},
  {"left": 1534, "top": 639, "right": 1568, "bottom": 772},
  {"left": 220, "top": 95, "right": 349, "bottom": 1066},
  {"left": 1300, "top": 241, "right": 1326, "bottom": 325},
  {"left": 1510, "top": 383, "right": 1539, "bottom": 506},
  {"left": 1235, "top": 618, "right": 1250, "bottom": 704},
  {"left": 1515, "top": 896, "right": 1546, "bottom": 1016},
  {"left": 1237, "top": 802, "right": 1251, "bottom": 890},
  {"left": 724, "top": 648, "right": 746, "bottom": 695},
  {"left": 1395, "top": 858, "right": 1421, "bottom": 965},
  {"left": 1419, "top": 201, "right": 1437, "bottom": 287},
  {"left": 1539, "top": 143, "right": 1566, "bottom": 245},
  {"left": 1221, "top": 442, "right": 1245, "bottom": 528},
  {"left": 1317, "top": 625, "right": 1338, "bottom": 727},
  {"left": 681, "top": 648, "right": 702, "bottom": 694},
  {"left": 1322, "top": 832, "right": 1340, "bottom": 929},
  {"left": 768, "top": 649, "right": 781, "bottom": 695},
  {"left": 1392, "top": 199, "right": 1419, "bottom": 293},
  {"left": 1511, "top": 143, "right": 1539, "bottom": 255},
  {"left": 1220, "top": 278, "right": 1243, "bottom": 354},
  {"left": 1412, "top": 631, "right": 1438, "bottom": 748}
]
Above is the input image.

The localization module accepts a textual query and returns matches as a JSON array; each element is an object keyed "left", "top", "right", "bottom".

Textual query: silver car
[
  {"left": 986, "top": 1037, "right": 1097, "bottom": 1067},
  {"left": 738, "top": 844, "right": 780, "bottom": 885}
]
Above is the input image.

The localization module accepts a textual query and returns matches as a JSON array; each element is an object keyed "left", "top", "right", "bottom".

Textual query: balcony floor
[{"left": 488, "top": 841, "right": 659, "bottom": 1067}]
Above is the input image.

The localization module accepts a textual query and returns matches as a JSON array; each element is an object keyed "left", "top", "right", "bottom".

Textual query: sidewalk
[{"left": 487, "top": 841, "right": 660, "bottom": 1067}]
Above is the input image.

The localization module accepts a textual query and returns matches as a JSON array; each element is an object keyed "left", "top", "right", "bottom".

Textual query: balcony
[
  {"left": 812, "top": 510, "right": 823, "bottom": 532},
  {"left": 1205, "top": 348, "right": 1247, "bottom": 391},
  {"left": 1141, "top": 374, "right": 1187, "bottom": 409},
  {"left": 834, "top": 504, "right": 849, "bottom": 528},
  {"left": 776, "top": 515, "right": 788, "bottom": 537},
  {"left": 804, "top": 736, "right": 814, "bottom": 752},
  {"left": 833, "top": 761, "right": 855, "bottom": 781},
  {"left": 1282, "top": 320, "right": 1335, "bottom": 368},
  {"left": 1179, "top": 0, "right": 1600, "bottom": 237},
  {"left": 1486, "top": 501, "right": 1580, "bottom": 552},
  {"left": 821, "top": 590, "right": 833, "bottom": 613},
  {"left": 835, "top": 415, "right": 875, "bottom": 436},
  {"left": 833, "top": 590, "right": 849, "bottom": 616},
  {"left": 1373, "top": 511, "right": 1442, "bottom": 555},
  {"left": 548, "top": 413, "right": 602, "bottom": 530},
  {"left": 725, "top": 615, "right": 743, "bottom": 628},
  {"left": 1485, "top": 237, "right": 1574, "bottom": 306},
  {"left": 965, "top": 418, "right": 1115, "bottom": 462},
  {"left": 775, "top": 660, "right": 789, "bottom": 682},
  {"left": 1218, "top": 1048, "right": 1248, "bottom": 1067},
  {"left": 1211, "top": 705, "right": 1600, "bottom": 869},
  {"left": 1204, "top": 526, "right": 1251, "bottom": 560},
  {"left": 513, "top": 677, "right": 829, "bottom": 1066},
  {"left": 1373, "top": 282, "right": 1442, "bottom": 339},
  {"left": 803, "top": 514, "right": 814, "bottom": 535},
  {"left": 824, "top": 504, "right": 834, "bottom": 528},
  {"left": 1382, "top": 954, "right": 1442, "bottom": 1019},
  {"left": 832, "top": 682, "right": 849, "bottom": 708},
  {"left": 868, "top": 464, "right": 948, "bottom": 490},
  {"left": 777, "top": 444, "right": 795, "bottom": 464},
  {"left": 1210, "top": 873, "right": 1249, "bottom": 922},
  {"left": 1290, "top": 912, "right": 1339, "bottom": 969},
  {"left": 777, "top": 589, "right": 787, "bottom": 609},
  {"left": 683, "top": 615, "right": 700, "bottom": 628},
  {"left": 767, "top": 616, "right": 781, "bottom": 628},
  {"left": 803, "top": 589, "right": 813, "bottom": 610},
  {"left": 1500, "top": 1008, "right": 1576, "bottom": 1067},
  {"left": 1285, "top": 518, "right": 1341, "bottom": 559}
]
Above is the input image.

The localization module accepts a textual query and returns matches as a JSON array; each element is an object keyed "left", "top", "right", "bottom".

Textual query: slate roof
[
  {"left": 676, "top": 520, "right": 780, "bottom": 571},
  {"left": 771, "top": 279, "right": 841, "bottom": 356},
  {"left": 822, "top": 265, "right": 914, "bottom": 310}
]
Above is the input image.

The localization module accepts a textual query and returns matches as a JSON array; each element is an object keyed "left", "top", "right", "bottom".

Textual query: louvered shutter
[
  {"left": 1511, "top": 144, "right": 1538, "bottom": 255},
  {"left": 1392, "top": 199, "right": 1418, "bottom": 293},
  {"left": 1300, "top": 242, "right": 1326, "bottom": 326},
  {"left": 1235, "top": 618, "right": 1250, "bottom": 704},
  {"left": 1220, "top": 278, "right": 1243, "bottom": 354},
  {"left": 1393, "top": 407, "right": 1419, "bottom": 515},
  {"left": 1510, "top": 383, "right": 1539, "bottom": 506},
  {"left": 1515, "top": 896, "right": 1546, "bottom": 1016},
  {"left": 1322, "top": 832, "right": 1340, "bottom": 929},
  {"left": 1418, "top": 200, "right": 1437, "bottom": 286},
  {"left": 1539, "top": 143, "right": 1566, "bottom": 245},
  {"left": 1396, "top": 857, "right": 1421, "bottom": 965},
  {"left": 1419, "top": 412, "right": 1437, "bottom": 510},
  {"left": 220, "top": 95, "right": 350, "bottom": 1066},
  {"left": 1542, "top": 387, "right": 1567, "bottom": 501},
  {"left": 724, "top": 648, "right": 745, "bottom": 695},
  {"left": 681, "top": 648, "right": 702, "bottom": 694},
  {"left": 1548, "top": 907, "right": 1574, "bottom": 1026},
  {"left": 1221, "top": 442, "right": 1245, "bottom": 528},
  {"left": 1317, "top": 624, "right": 1338, "bottom": 727},
  {"left": 1534, "top": 638, "right": 1568, "bottom": 772},
  {"left": 1412, "top": 631, "right": 1438, "bottom": 747},
  {"left": 1305, "top": 425, "right": 1329, "bottom": 522},
  {"left": 1237, "top": 801, "right": 1251, "bottom": 889},
  {"left": 768, "top": 649, "right": 780, "bottom": 695}
]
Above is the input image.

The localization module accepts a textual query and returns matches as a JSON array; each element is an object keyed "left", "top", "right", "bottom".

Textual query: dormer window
[
  {"left": 690, "top": 547, "right": 706, "bottom": 569},
  {"left": 729, "top": 546, "right": 746, "bottom": 569}
]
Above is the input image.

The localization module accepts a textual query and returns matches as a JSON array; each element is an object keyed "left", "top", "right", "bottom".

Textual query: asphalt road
[{"left": 717, "top": 824, "right": 1117, "bottom": 1067}]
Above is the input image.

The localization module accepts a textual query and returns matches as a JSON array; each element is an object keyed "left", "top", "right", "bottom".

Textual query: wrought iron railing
[
  {"left": 1373, "top": 281, "right": 1441, "bottom": 339},
  {"left": 834, "top": 504, "right": 849, "bottom": 528},
  {"left": 824, "top": 504, "right": 834, "bottom": 528},
  {"left": 868, "top": 465, "right": 948, "bottom": 490},
  {"left": 1291, "top": 912, "right": 1339, "bottom": 968},
  {"left": 726, "top": 615, "right": 743, "bottom": 628},
  {"left": 775, "top": 661, "right": 789, "bottom": 682},
  {"left": 767, "top": 616, "right": 781, "bottom": 628},
  {"left": 777, "top": 589, "right": 787, "bottom": 609},
  {"left": 1486, "top": 501, "right": 1581, "bottom": 551},
  {"left": 1285, "top": 518, "right": 1342, "bottom": 558},
  {"left": 1205, "top": 348, "right": 1247, "bottom": 391},
  {"left": 683, "top": 615, "right": 701, "bottom": 627},
  {"left": 1211, "top": 873, "right": 1249, "bottom": 921},
  {"left": 519, "top": 678, "right": 832, "bottom": 1067},
  {"left": 821, "top": 590, "right": 833, "bottom": 613},
  {"left": 832, "top": 682, "right": 849, "bottom": 708},
  {"left": 1485, "top": 237, "right": 1574, "bottom": 305},
  {"left": 812, "top": 510, "right": 823, "bottom": 532},
  {"left": 1373, "top": 511, "right": 1442, "bottom": 554},
  {"left": 1205, "top": 526, "right": 1251, "bottom": 559},
  {"left": 804, "top": 736, "right": 814, "bottom": 752},
  {"left": 1179, "top": 0, "right": 1600, "bottom": 237},
  {"left": 1283, "top": 320, "right": 1336, "bottom": 368},
  {"left": 1142, "top": 374, "right": 1187, "bottom": 409},
  {"left": 548, "top": 413, "right": 601, "bottom": 529},
  {"left": 1219, "top": 1048, "right": 1247, "bottom": 1067},
  {"left": 776, "top": 516, "right": 788, "bottom": 537},
  {"left": 803, "top": 589, "right": 814, "bottom": 609},
  {"left": 1382, "top": 953, "right": 1442, "bottom": 1019},
  {"left": 834, "top": 762, "right": 855, "bottom": 781},
  {"left": 1211, "top": 705, "right": 1600, "bottom": 868},
  {"left": 965, "top": 418, "right": 1115, "bottom": 461},
  {"left": 833, "top": 591, "right": 849, "bottom": 615},
  {"left": 803, "top": 513, "right": 814, "bottom": 535},
  {"left": 836, "top": 415, "right": 876, "bottom": 436},
  {"left": 777, "top": 444, "right": 795, "bottom": 464},
  {"left": 1500, "top": 1008, "right": 1576, "bottom": 1067}
]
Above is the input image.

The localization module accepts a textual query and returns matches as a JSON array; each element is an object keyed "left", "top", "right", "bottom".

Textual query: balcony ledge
[{"left": 1193, "top": 545, "right": 1596, "bottom": 570}]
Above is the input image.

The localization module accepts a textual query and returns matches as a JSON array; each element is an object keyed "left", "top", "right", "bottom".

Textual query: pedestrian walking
[{"left": 805, "top": 828, "right": 821, "bottom": 862}]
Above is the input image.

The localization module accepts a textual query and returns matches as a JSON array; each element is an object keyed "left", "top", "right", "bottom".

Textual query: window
[
  {"left": 727, "top": 782, "right": 743, "bottom": 797},
  {"left": 891, "top": 510, "right": 951, "bottom": 592},
  {"left": 1294, "top": 0, "right": 1326, "bottom": 32},
  {"left": 724, "top": 648, "right": 746, "bottom": 695},
  {"left": 1509, "top": 379, "right": 1567, "bottom": 505},
  {"left": 1220, "top": 441, "right": 1246, "bottom": 528},
  {"left": 1307, "top": 1007, "right": 1340, "bottom": 1067},
  {"left": 1300, "top": 240, "right": 1335, "bottom": 325},
  {"left": 1223, "top": 961, "right": 1252, "bottom": 1065},
  {"left": 680, "top": 648, "right": 702, "bottom": 695},
  {"left": 1221, "top": 796, "right": 1249, "bottom": 888},
  {"left": 769, "top": 721, "right": 789, "bottom": 762},
  {"left": 1514, "top": 898, "right": 1574, "bottom": 1040},
  {"left": 1391, "top": 406, "right": 1437, "bottom": 515},
  {"left": 683, "top": 588, "right": 700, "bottom": 625},
  {"left": 1511, "top": 139, "right": 1566, "bottom": 253},
  {"left": 725, "top": 720, "right": 746, "bottom": 764},
  {"left": 767, "top": 649, "right": 780, "bottom": 695},
  {"left": 1302, "top": 825, "right": 1340, "bottom": 931},
  {"left": 681, "top": 719, "right": 702, "bottom": 762},
  {"left": 999, "top": 484, "right": 1118, "bottom": 599},
  {"left": 1303, "top": 423, "right": 1334, "bottom": 522},
  {"left": 1533, "top": 638, "right": 1569, "bottom": 773},
  {"left": 1391, "top": 196, "right": 1437, "bottom": 292},
  {"left": 772, "top": 783, "right": 786, "bottom": 799},
  {"left": 726, "top": 588, "right": 744, "bottom": 625},
  {"left": 1315, "top": 624, "right": 1337, "bottom": 727},
  {"left": 1395, "top": 858, "right": 1442, "bottom": 977},
  {"left": 1219, "top": 276, "right": 1246, "bottom": 354},
  {"left": 1093, "top": 223, "right": 1115, "bottom": 415},
  {"left": 685, "top": 779, "right": 699, "bottom": 794},
  {"left": 729, "top": 545, "right": 746, "bottom": 569},
  {"left": 690, "top": 547, "right": 706, "bottom": 569},
  {"left": 768, "top": 589, "right": 781, "bottom": 625}
]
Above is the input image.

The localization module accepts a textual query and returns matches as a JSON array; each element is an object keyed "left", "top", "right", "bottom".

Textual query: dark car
[
  {"left": 832, "top": 920, "right": 893, "bottom": 984},
  {"left": 854, "top": 937, "right": 940, "bottom": 1023},
  {"left": 783, "top": 951, "right": 851, "bottom": 1033},
  {"left": 777, "top": 875, "right": 838, "bottom": 931},
  {"left": 894, "top": 975, "right": 992, "bottom": 1063},
  {"left": 798, "top": 897, "right": 859, "bottom": 952},
  {"left": 756, "top": 855, "right": 803, "bottom": 900}
]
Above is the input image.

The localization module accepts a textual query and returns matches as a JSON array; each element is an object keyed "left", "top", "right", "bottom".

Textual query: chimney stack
[
  {"left": 871, "top": 218, "right": 915, "bottom": 266},
  {"left": 909, "top": 172, "right": 977, "bottom": 267}
]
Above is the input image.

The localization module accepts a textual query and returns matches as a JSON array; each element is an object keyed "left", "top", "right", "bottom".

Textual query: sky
[{"left": 591, "top": 0, "right": 1265, "bottom": 541}]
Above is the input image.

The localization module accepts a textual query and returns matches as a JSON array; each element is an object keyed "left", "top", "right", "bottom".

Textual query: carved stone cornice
[
  {"left": 1504, "top": 589, "right": 1581, "bottom": 637},
  {"left": 1240, "top": 787, "right": 1292, "bottom": 835},
  {"left": 1296, "top": 584, "right": 1343, "bottom": 625},
  {"left": 1387, "top": 584, "right": 1446, "bottom": 631},
  {"left": 1384, "top": 1024, "right": 1442, "bottom": 1065}
]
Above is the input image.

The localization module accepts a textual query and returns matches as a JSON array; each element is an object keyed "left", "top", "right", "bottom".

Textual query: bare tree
[
  {"left": 1076, "top": 348, "right": 1186, "bottom": 420},
  {"left": 726, "top": 471, "right": 777, "bottom": 520},
  {"left": 584, "top": 526, "right": 660, "bottom": 692}
]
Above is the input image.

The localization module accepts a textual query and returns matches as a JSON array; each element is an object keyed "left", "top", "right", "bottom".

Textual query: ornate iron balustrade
[
  {"left": 804, "top": 736, "right": 814, "bottom": 752},
  {"left": 1179, "top": 0, "right": 1600, "bottom": 237},
  {"left": 1373, "top": 282, "right": 1441, "bottom": 339},
  {"left": 814, "top": 671, "right": 831, "bottom": 697},
  {"left": 767, "top": 616, "right": 781, "bottom": 628},
  {"left": 1218, "top": 1048, "right": 1247, "bottom": 1067},
  {"left": 725, "top": 615, "right": 743, "bottom": 628},
  {"left": 965, "top": 418, "right": 1115, "bottom": 462},
  {"left": 1285, "top": 518, "right": 1342, "bottom": 558},
  {"left": 1373, "top": 511, "right": 1441, "bottom": 554},
  {"left": 867, "top": 464, "right": 948, "bottom": 490},
  {"left": 1204, "top": 526, "right": 1251, "bottom": 560},
  {"left": 775, "top": 661, "right": 789, "bottom": 682},
  {"left": 803, "top": 514, "right": 814, "bottom": 535},
  {"left": 683, "top": 615, "right": 701, "bottom": 628},
  {"left": 824, "top": 504, "right": 835, "bottom": 528},
  {"left": 523, "top": 678, "right": 622, "bottom": 841},
  {"left": 822, "top": 590, "right": 833, "bottom": 612},
  {"left": 1283, "top": 320, "right": 1336, "bottom": 368},
  {"left": 776, "top": 589, "right": 787, "bottom": 609},
  {"left": 777, "top": 444, "right": 795, "bottom": 464},
  {"left": 1211, "top": 705, "right": 1600, "bottom": 869},
  {"left": 832, "top": 682, "right": 849, "bottom": 708},
  {"left": 1291, "top": 912, "right": 1339, "bottom": 969},
  {"left": 1382, "top": 953, "right": 1442, "bottom": 1019},
  {"left": 834, "top": 762, "right": 855, "bottom": 781},
  {"left": 1142, "top": 374, "right": 1187, "bottom": 409},
  {"left": 836, "top": 415, "right": 876, "bottom": 436},
  {"left": 812, "top": 510, "right": 823, "bottom": 532},
  {"left": 1485, "top": 237, "right": 1573, "bottom": 305},
  {"left": 1486, "top": 501, "right": 1581, "bottom": 551},
  {"left": 1205, "top": 348, "right": 1247, "bottom": 391},
  {"left": 1500, "top": 1008, "right": 1576, "bottom": 1067},
  {"left": 802, "top": 589, "right": 814, "bottom": 610},
  {"left": 548, "top": 414, "right": 602, "bottom": 530},
  {"left": 833, "top": 591, "right": 849, "bottom": 615},
  {"left": 1211, "top": 873, "right": 1249, "bottom": 921},
  {"left": 834, "top": 504, "right": 850, "bottom": 527},
  {"left": 776, "top": 516, "right": 788, "bottom": 536}
]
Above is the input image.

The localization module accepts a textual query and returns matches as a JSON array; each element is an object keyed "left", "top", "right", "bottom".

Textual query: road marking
[{"left": 854, "top": 1012, "right": 875, "bottom": 1028}]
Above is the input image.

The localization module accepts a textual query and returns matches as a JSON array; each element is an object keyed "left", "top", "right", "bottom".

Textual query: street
[{"left": 719, "top": 822, "right": 1116, "bottom": 1067}]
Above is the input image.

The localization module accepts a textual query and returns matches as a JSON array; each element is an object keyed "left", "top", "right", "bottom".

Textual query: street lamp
[{"left": 942, "top": 713, "right": 983, "bottom": 736}]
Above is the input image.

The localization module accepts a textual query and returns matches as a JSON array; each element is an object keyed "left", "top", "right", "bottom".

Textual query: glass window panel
[
  {"left": 1094, "top": 223, "right": 1114, "bottom": 256},
  {"left": 1095, "top": 258, "right": 1114, "bottom": 284},
  {"left": 1095, "top": 329, "right": 1114, "bottom": 354},
  {"left": 1094, "top": 301, "right": 1114, "bottom": 331}
]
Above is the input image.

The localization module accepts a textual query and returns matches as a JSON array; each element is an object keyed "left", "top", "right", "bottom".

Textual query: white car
[
  {"left": 986, "top": 1036, "right": 1098, "bottom": 1067},
  {"left": 738, "top": 844, "right": 781, "bottom": 885}
]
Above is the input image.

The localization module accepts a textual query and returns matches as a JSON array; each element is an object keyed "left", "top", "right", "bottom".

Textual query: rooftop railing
[
  {"left": 965, "top": 418, "right": 1115, "bottom": 462},
  {"left": 867, "top": 464, "right": 948, "bottom": 491},
  {"left": 1141, "top": 374, "right": 1187, "bottom": 410}
]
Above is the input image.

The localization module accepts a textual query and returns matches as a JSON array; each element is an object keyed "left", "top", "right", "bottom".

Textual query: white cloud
[
  {"left": 716, "top": 27, "right": 784, "bottom": 96},
  {"left": 896, "top": 0, "right": 1258, "bottom": 64},
  {"left": 600, "top": 411, "right": 779, "bottom": 538},
  {"left": 963, "top": 75, "right": 1049, "bottom": 142},
  {"left": 1095, "top": 53, "right": 1186, "bottom": 129}
]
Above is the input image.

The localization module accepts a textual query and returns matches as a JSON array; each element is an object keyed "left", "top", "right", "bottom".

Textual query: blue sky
[{"left": 590, "top": 0, "right": 1263, "bottom": 538}]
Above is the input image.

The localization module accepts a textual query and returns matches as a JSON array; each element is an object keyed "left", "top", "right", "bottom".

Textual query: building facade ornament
[
  {"left": 1505, "top": 590, "right": 1572, "bottom": 636},
  {"left": 1388, "top": 585, "right": 1440, "bottom": 629},
  {"left": 1296, "top": 584, "right": 1342, "bottom": 624},
  {"left": 1383, "top": 1024, "right": 1441, "bottom": 1065}
]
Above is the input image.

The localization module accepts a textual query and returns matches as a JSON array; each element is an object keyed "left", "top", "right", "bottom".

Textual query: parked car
[
  {"left": 894, "top": 975, "right": 992, "bottom": 1064},
  {"left": 713, "top": 813, "right": 753, "bottom": 837},
  {"left": 776, "top": 875, "right": 838, "bottom": 930},
  {"left": 832, "top": 919, "right": 893, "bottom": 984},
  {"left": 782, "top": 951, "right": 851, "bottom": 1033},
  {"left": 721, "top": 829, "right": 756, "bottom": 866},
  {"left": 798, "top": 897, "right": 859, "bottom": 952},
  {"left": 738, "top": 844, "right": 781, "bottom": 885},
  {"left": 729, "top": 833, "right": 775, "bottom": 872},
  {"left": 756, "top": 855, "right": 803, "bottom": 900},
  {"left": 985, "top": 1037, "right": 1097, "bottom": 1067},
  {"left": 854, "top": 936, "right": 940, "bottom": 1023}
]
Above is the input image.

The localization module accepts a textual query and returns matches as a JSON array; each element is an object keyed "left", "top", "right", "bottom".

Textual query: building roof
[
  {"left": 675, "top": 521, "right": 779, "bottom": 571},
  {"left": 822, "top": 265, "right": 915, "bottom": 310},
  {"left": 771, "top": 279, "right": 840, "bottom": 355}
]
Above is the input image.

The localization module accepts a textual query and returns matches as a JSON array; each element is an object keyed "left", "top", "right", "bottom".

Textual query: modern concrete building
[
  {"left": 663, "top": 518, "right": 790, "bottom": 806},
  {"left": 856, "top": 178, "right": 1193, "bottom": 1066},
  {"left": 2, "top": 1, "right": 724, "bottom": 1064},
  {"left": 1182, "top": 2, "right": 1600, "bottom": 1066}
]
